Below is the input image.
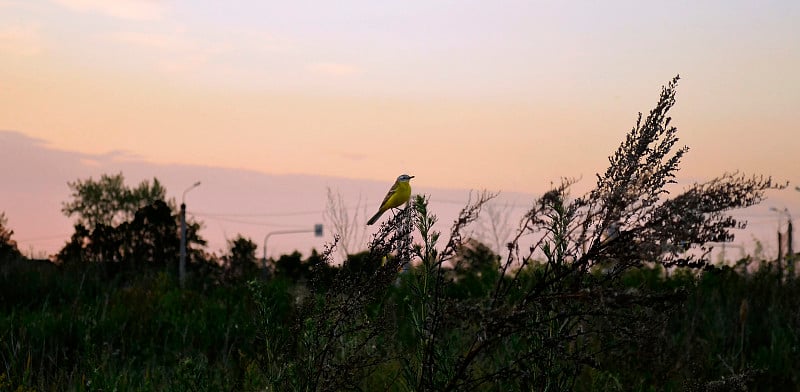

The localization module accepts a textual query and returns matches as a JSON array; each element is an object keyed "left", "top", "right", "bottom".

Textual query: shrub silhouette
[{"left": 252, "top": 76, "right": 782, "bottom": 391}]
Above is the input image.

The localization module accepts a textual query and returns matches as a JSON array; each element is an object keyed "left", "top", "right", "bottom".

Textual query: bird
[{"left": 367, "top": 174, "right": 414, "bottom": 225}]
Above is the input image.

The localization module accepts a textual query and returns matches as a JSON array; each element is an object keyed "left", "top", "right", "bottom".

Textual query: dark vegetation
[{"left": 1, "top": 77, "right": 797, "bottom": 391}]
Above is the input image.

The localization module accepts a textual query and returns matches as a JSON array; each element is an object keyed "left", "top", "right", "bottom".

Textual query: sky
[
  {"left": 1, "top": 1, "right": 799, "bottom": 257},
  {"left": 1, "top": 130, "right": 546, "bottom": 259}
]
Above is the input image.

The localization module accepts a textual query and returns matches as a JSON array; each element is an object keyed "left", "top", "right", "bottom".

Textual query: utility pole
[
  {"left": 180, "top": 181, "right": 201, "bottom": 288},
  {"left": 777, "top": 231, "right": 783, "bottom": 280},
  {"left": 769, "top": 207, "right": 789, "bottom": 281},
  {"left": 788, "top": 219, "right": 794, "bottom": 276},
  {"left": 793, "top": 186, "right": 800, "bottom": 276}
]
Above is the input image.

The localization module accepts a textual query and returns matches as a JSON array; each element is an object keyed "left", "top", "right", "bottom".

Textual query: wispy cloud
[
  {"left": 0, "top": 23, "right": 43, "bottom": 56},
  {"left": 97, "top": 149, "right": 144, "bottom": 162},
  {"left": 306, "top": 62, "right": 360, "bottom": 77},
  {"left": 106, "top": 29, "right": 215, "bottom": 73},
  {"left": 108, "top": 30, "right": 186, "bottom": 51},
  {"left": 337, "top": 151, "right": 369, "bottom": 161},
  {"left": 51, "top": 0, "right": 167, "bottom": 21},
  {"left": 107, "top": 28, "right": 297, "bottom": 77},
  {"left": 77, "top": 150, "right": 145, "bottom": 168},
  {"left": 79, "top": 157, "right": 102, "bottom": 167},
  {"left": 0, "top": 1, "right": 25, "bottom": 8}
]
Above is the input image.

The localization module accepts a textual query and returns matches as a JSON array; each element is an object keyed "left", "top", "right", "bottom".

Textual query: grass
[{"left": 1, "top": 254, "right": 798, "bottom": 391}]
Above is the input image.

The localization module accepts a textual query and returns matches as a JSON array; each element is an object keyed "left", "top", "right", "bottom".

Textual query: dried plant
[
  {"left": 255, "top": 76, "right": 784, "bottom": 391},
  {"left": 324, "top": 187, "right": 370, "bottom": 261}
]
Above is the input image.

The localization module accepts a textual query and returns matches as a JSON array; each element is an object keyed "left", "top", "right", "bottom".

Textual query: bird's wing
[{"left": 378, "top": 181, "right": 400, "bottom": 211}]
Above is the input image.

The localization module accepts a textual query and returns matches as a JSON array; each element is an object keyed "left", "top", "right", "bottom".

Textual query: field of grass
[{"left": 1, "top": 253, "right": 798, "bottom": 391}]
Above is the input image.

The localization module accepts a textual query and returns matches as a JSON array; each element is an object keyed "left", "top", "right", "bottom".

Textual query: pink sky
[{"left": 1, "top": 1, "right": 798, "bottom": 258}]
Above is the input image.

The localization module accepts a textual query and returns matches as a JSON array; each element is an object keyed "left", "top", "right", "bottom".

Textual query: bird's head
[{"left": 397, "top": 174, "right": 414, "bottom": 182}]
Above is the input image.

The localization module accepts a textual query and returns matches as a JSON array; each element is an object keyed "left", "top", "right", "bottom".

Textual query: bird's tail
[{"left": 366, "top": 209, "right": 384, "bottom": 225}]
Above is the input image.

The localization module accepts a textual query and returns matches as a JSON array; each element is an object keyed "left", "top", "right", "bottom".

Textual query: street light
[
  {"left": 180, "top": 181, "right": 201, "bottom": 287},
  {"left": 769, "top": 207, "right": 792, "bottom": 228},
  {"left": 183, "top": 181, "right": 202, "bottom": 204},
  {"left": 769, "top": 207, "right": 794, "bottom": 278},
  {"left": 261, "top": 224, "right": 323, "bottom": 279}
]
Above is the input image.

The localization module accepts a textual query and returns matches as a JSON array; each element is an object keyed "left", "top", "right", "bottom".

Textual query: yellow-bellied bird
[{"left": 367, "top": 174, "right": 414, "bottom": 225}]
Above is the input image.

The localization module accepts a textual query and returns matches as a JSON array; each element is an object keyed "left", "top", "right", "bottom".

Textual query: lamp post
[
  {"left": 774, "top": 207, "right": 794, "bottom": 274},
  {"left": 770, "top": 207, "right": 794, "bottom": 278},
  {"left": 261, "top": 224, "right": 323, "bottom": 279},
  {"left": 794, "top": 188, "right": 800, "bottom": 272},
  {"left": 180, "top": 181, "right": 201, "bottom": 288}
]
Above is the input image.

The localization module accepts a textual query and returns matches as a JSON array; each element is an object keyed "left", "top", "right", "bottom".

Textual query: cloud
[
  {"left": 0, "top": 23, "right": 43, "bottom": 56},
  {"left": 79, "top": 157, "right": 101, "bottom": 167},
  {"left": 306, "top": 62, "right": 360, "bottom": 77},
  {"left": 51, "top": 0, "right": 167, "bottom": 21},
  {"left": 108, "top": 30, "right": 186, "bottom": 50},
  {"left": 106, "top": 29, "right": 215, "bottom": 73},
  {"left": 336, "top": 151, "right": 369, "bottom": 161},
  {"left": 0, "top": 1, "right": 24, "bottom": 8}
]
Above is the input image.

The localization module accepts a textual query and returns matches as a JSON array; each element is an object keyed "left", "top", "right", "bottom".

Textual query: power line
[
  {"left": 187, "top": 196, "right": 533, "bottom": 218},
  {"left": 188, "top": 213, "right": 309, "bottom": 228},
  {"left": 190, "top": 209, "right": 326, "bottom": 218},
  {"left": 16, "top": 233, "right": 72, "bottom": 242}
]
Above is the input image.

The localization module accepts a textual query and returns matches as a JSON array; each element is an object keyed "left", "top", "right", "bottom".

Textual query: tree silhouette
[
  {"left": 274, "top": 251, "right": 309, "bottom": 281},
  {"left": 0, "top": 212, "right": 21, "bottom": 262},
  {"left": 58, "top": 189, "right": 207, "bottom": 276},
  {"left": 223, "top": 235, "right": 259, "bottom": 282},
  {"left": 123, "top": 200, "right": 180, "bottom": 266},
  {"left": 60, "top": 200, "right": 179, "bottom": 267},
  {"left": 62, "top": 172, "right": 167, "bottom": 231}
]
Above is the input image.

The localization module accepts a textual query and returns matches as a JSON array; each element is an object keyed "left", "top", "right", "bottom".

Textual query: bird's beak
[{"left": 409, "top": 175, "right": 415, "bottom": 179}]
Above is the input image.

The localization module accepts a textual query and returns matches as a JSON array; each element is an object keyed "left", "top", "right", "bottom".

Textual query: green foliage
[
  {"left": 61, "top": 172, "right": 168, "bottom": 231},
  {"left": 3, "top": 251, "right": 799, "bottom": 391},
  {"left": 0, "top": 265, "right": 267, "bottom": 391}
]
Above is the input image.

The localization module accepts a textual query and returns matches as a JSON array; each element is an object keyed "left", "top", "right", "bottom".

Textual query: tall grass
[{"left": 1, "top": 253, "right": 798, "bottom": 391}]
